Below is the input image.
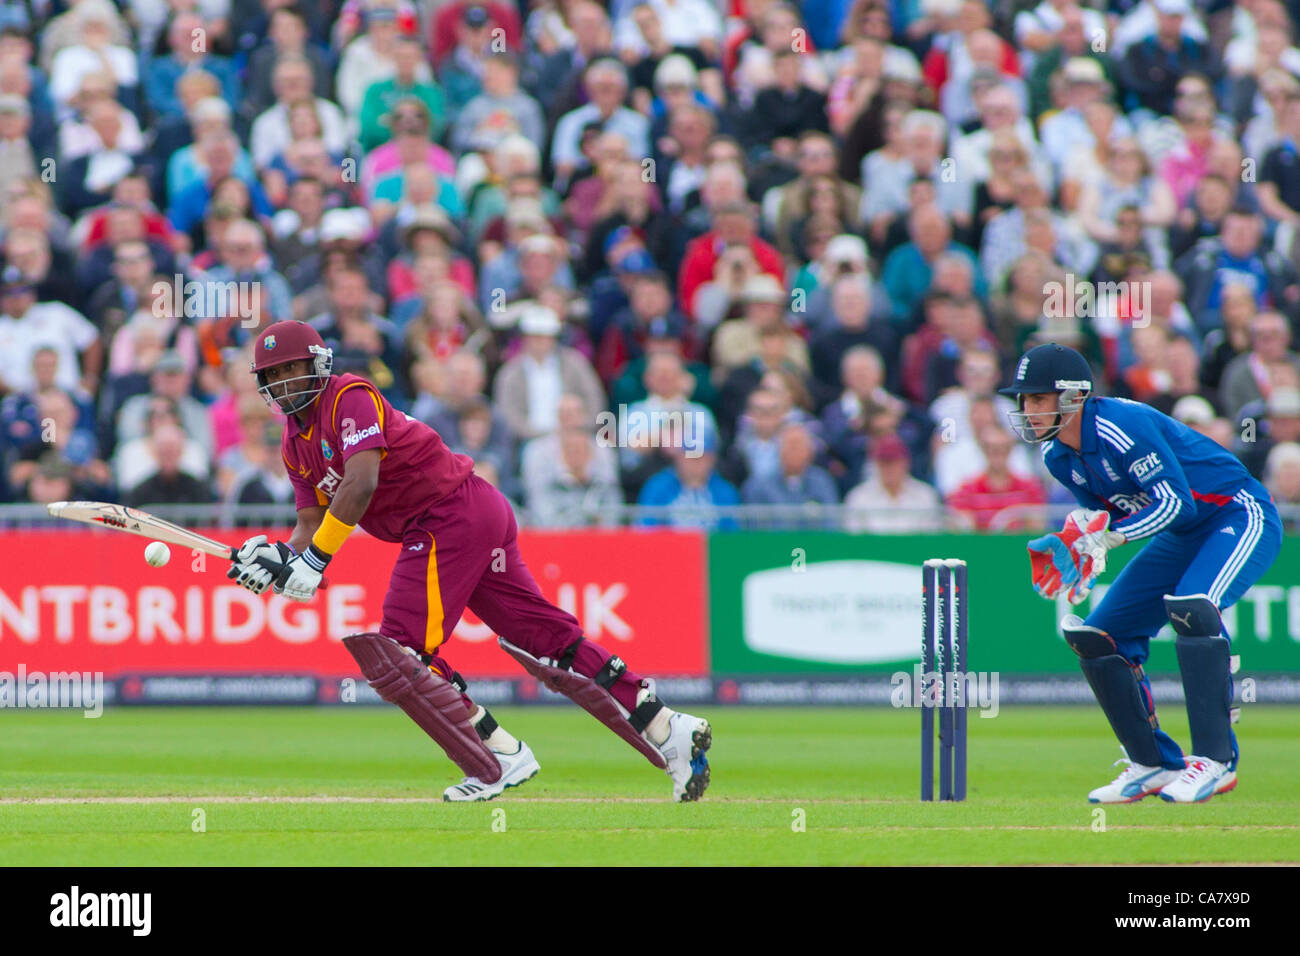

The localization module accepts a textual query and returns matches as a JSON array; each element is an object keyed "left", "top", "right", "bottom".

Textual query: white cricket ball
[{"left": 144, "top": 541, "right": 171, "bottom": 567}]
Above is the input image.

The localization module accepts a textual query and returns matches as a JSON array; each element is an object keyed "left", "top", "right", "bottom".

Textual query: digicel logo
[{"left": 0, "top": 585, "right": 371, "bottom": 645}]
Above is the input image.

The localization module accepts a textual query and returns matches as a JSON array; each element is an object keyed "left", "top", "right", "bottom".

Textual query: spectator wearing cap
[
  {"left": 430, "top": 0, "right": 523, "bottom": 70},
  {"left": 308, "top": 265, "right": 407, "bottom": 406},
  {"left": 1264, "top": 441, "right": 1300, "bottom": 518},
  {"left": 121, "top": 422, "right": 214, "bottom": 508},
  {"left": 0, "top": 94, "right": 35, "bottom": 200},
  {"left": 810, "top": 274, "right": 898, "bottom": 388},
  {"left": 550, "top": 59, "right": 649, "bottom": 193},
  {"left": 635, "top": 427, "right": 740, "bottom": 531},
  {"left": 678, "top": 199, "right": 784, "bottom": 326},
  {"left": 249, "top": 56, "right": 347, "bottom": 170},
  {"left": 386, "top": 205, "right": 473, "bottom": 311},
  {"left": 1219, "top": 310, "right": 1300, "bottom": 422},
  {"left": 1237, "top": 386, "right": 1300, "bottom": 479},
  {"left": 142, "top": 11, "right": 240, "bottom": 119},
  {"left": 1023, "top": 6, "right": 1115, "bottom": 121},
  {"left": 710, "top": 275, "right": 807, "bottom": 378},
  {"left": 740, "top": 420, "right": 839, "bottom": 527},
  {"left": 492, "top": 304, "right": 606, "bottom": 440},
  {"left": 1174, "top": 207, "right": 1299, "bottom": 334},
  {"left": 946, "top": 425, "right": 1046, "bottom": 531},
  {"left": 478, "top": 231, "right": 575, "bottom": 314},
  {"left": 1117, "top": 0, "right": 1218, "bottom": 118},
  {"left": 449, "top": 51, "right": 543, "bottom": 157},
  {"left": 794, "top": 233, "right": 869, "bottom": 329},
  {"left": 881, "top": 206, "right": 982, "bottom": 329},
  {"left": 48, "top": 2, "right": 139, "bottom": 119},
  {"left": 437, "top": 3, "right": 501, "bottom": 112},
  {"left": 1038, "top": 55, "right": 1130, "bottom": 177},
  {"left": 338, "top": 5, "right": 434, "bottom": 125},
  {"left": 843, "top": 431, "right": 944, "bottom": 533},
  {"left": 597, "top": 268, "right": 690, "bottom": 381},
  {"left": 0, "top": 265, "right": 101, "bottom": 395},
  {"left": 242, "top": 7, "right": 334, "bottom": 121}
]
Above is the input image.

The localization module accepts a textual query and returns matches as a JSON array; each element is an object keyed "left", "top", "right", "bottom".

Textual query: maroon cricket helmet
[{"left": 251, "top": 320, "right": 334, "bottom": 414}]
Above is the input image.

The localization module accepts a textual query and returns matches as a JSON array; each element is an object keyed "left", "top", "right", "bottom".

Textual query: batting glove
[
  {"left": 273, "top": 545, "right": 330, "bottom": 602},
  {"left": 227, "top": 535, "right": 294, "bottom": 595}
]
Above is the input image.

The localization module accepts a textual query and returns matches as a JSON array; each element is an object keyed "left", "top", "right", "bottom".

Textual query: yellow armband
[{"left": 311, "top": 511, "right": 356, "bottom": 556}]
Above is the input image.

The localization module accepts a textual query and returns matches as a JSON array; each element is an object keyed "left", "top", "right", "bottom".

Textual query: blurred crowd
[{"left": 3, "top": 0, "right": 1300, "bottom": 532}]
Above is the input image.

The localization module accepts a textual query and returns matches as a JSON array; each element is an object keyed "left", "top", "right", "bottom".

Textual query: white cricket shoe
[
  {"left": 442, "top": 741, "right": 540, "bottom": 802},
  {"left": 660, "top": 712, "right": 711, "bottom": 802},
  {"left": 1088, "top": 758, "right": 1181, "bottom": 804},
  {"left": 1158, "top": 757, "right": 1237, "bottom": 804}
]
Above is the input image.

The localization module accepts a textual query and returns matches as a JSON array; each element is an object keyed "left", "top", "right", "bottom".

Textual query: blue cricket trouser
[{"left": 1084, "top": 490, "right": 1282, "bottom": 769}]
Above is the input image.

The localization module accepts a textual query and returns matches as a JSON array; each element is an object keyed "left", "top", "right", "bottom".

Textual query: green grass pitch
[{"left": 1, "top": 705, "right": 1297, "bottom": 865}]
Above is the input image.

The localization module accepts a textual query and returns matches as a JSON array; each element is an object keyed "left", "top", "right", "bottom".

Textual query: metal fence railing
[{"left": 5, "top": 501, "right": 1299, "bottom": 534}]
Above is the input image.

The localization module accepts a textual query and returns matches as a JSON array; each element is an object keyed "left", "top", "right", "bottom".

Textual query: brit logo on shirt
[{"left": 321, "top": 438, "right": 334, "bottom": 460}]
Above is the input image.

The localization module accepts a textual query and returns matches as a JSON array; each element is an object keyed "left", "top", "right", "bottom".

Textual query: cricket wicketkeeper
[
  {"left": 1002, "top": 343, "right": 1282, "bottom": 804},
  {"left": 225, "top": 320, "right": 712, "bottom": 802}
]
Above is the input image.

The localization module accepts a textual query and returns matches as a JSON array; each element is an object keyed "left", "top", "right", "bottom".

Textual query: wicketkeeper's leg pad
[
  {"left": 498, "top": 637, "right": 667, "bottom": 769},
  {"left": 343, "top": 633, "right": 502, "bottom": 783},
  {"left": 1164, "top": 594, "right": 1236, "bottom": 765},
  {"left": 1062, "top": 615, "right": 1164, "bottom": 768}
]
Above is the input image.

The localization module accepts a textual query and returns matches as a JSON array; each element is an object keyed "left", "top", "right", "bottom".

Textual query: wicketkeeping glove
[
  {"left": 273, "top": 544, "right": 330, "bottom": 602},
  {"left": 227, "top": 534, "right": 295, "bottom": 595},
  {"left": 1027, "top": 509, "right": 1125, "bottom": 605}
]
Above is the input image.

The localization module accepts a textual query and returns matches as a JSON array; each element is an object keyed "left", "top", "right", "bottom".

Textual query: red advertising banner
[{"left": 0, "top": 528, "right": 707, "bottom": 678}]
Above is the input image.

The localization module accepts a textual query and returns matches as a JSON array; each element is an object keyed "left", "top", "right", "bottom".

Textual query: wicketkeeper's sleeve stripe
[
  {"left": 1115, "top": 480, "right": 1181, "bottom": 539},
  {"left": 1095, "top": 417, "right": 1134, "bottom": 453}
]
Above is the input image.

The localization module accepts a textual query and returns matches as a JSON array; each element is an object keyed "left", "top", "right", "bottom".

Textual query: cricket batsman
[
  {"left": 1000, "top": 343, "right": 1281, "bottom": 804},
  {"left": 224, "top": 320, "right": 712, "bottom": 801}
]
